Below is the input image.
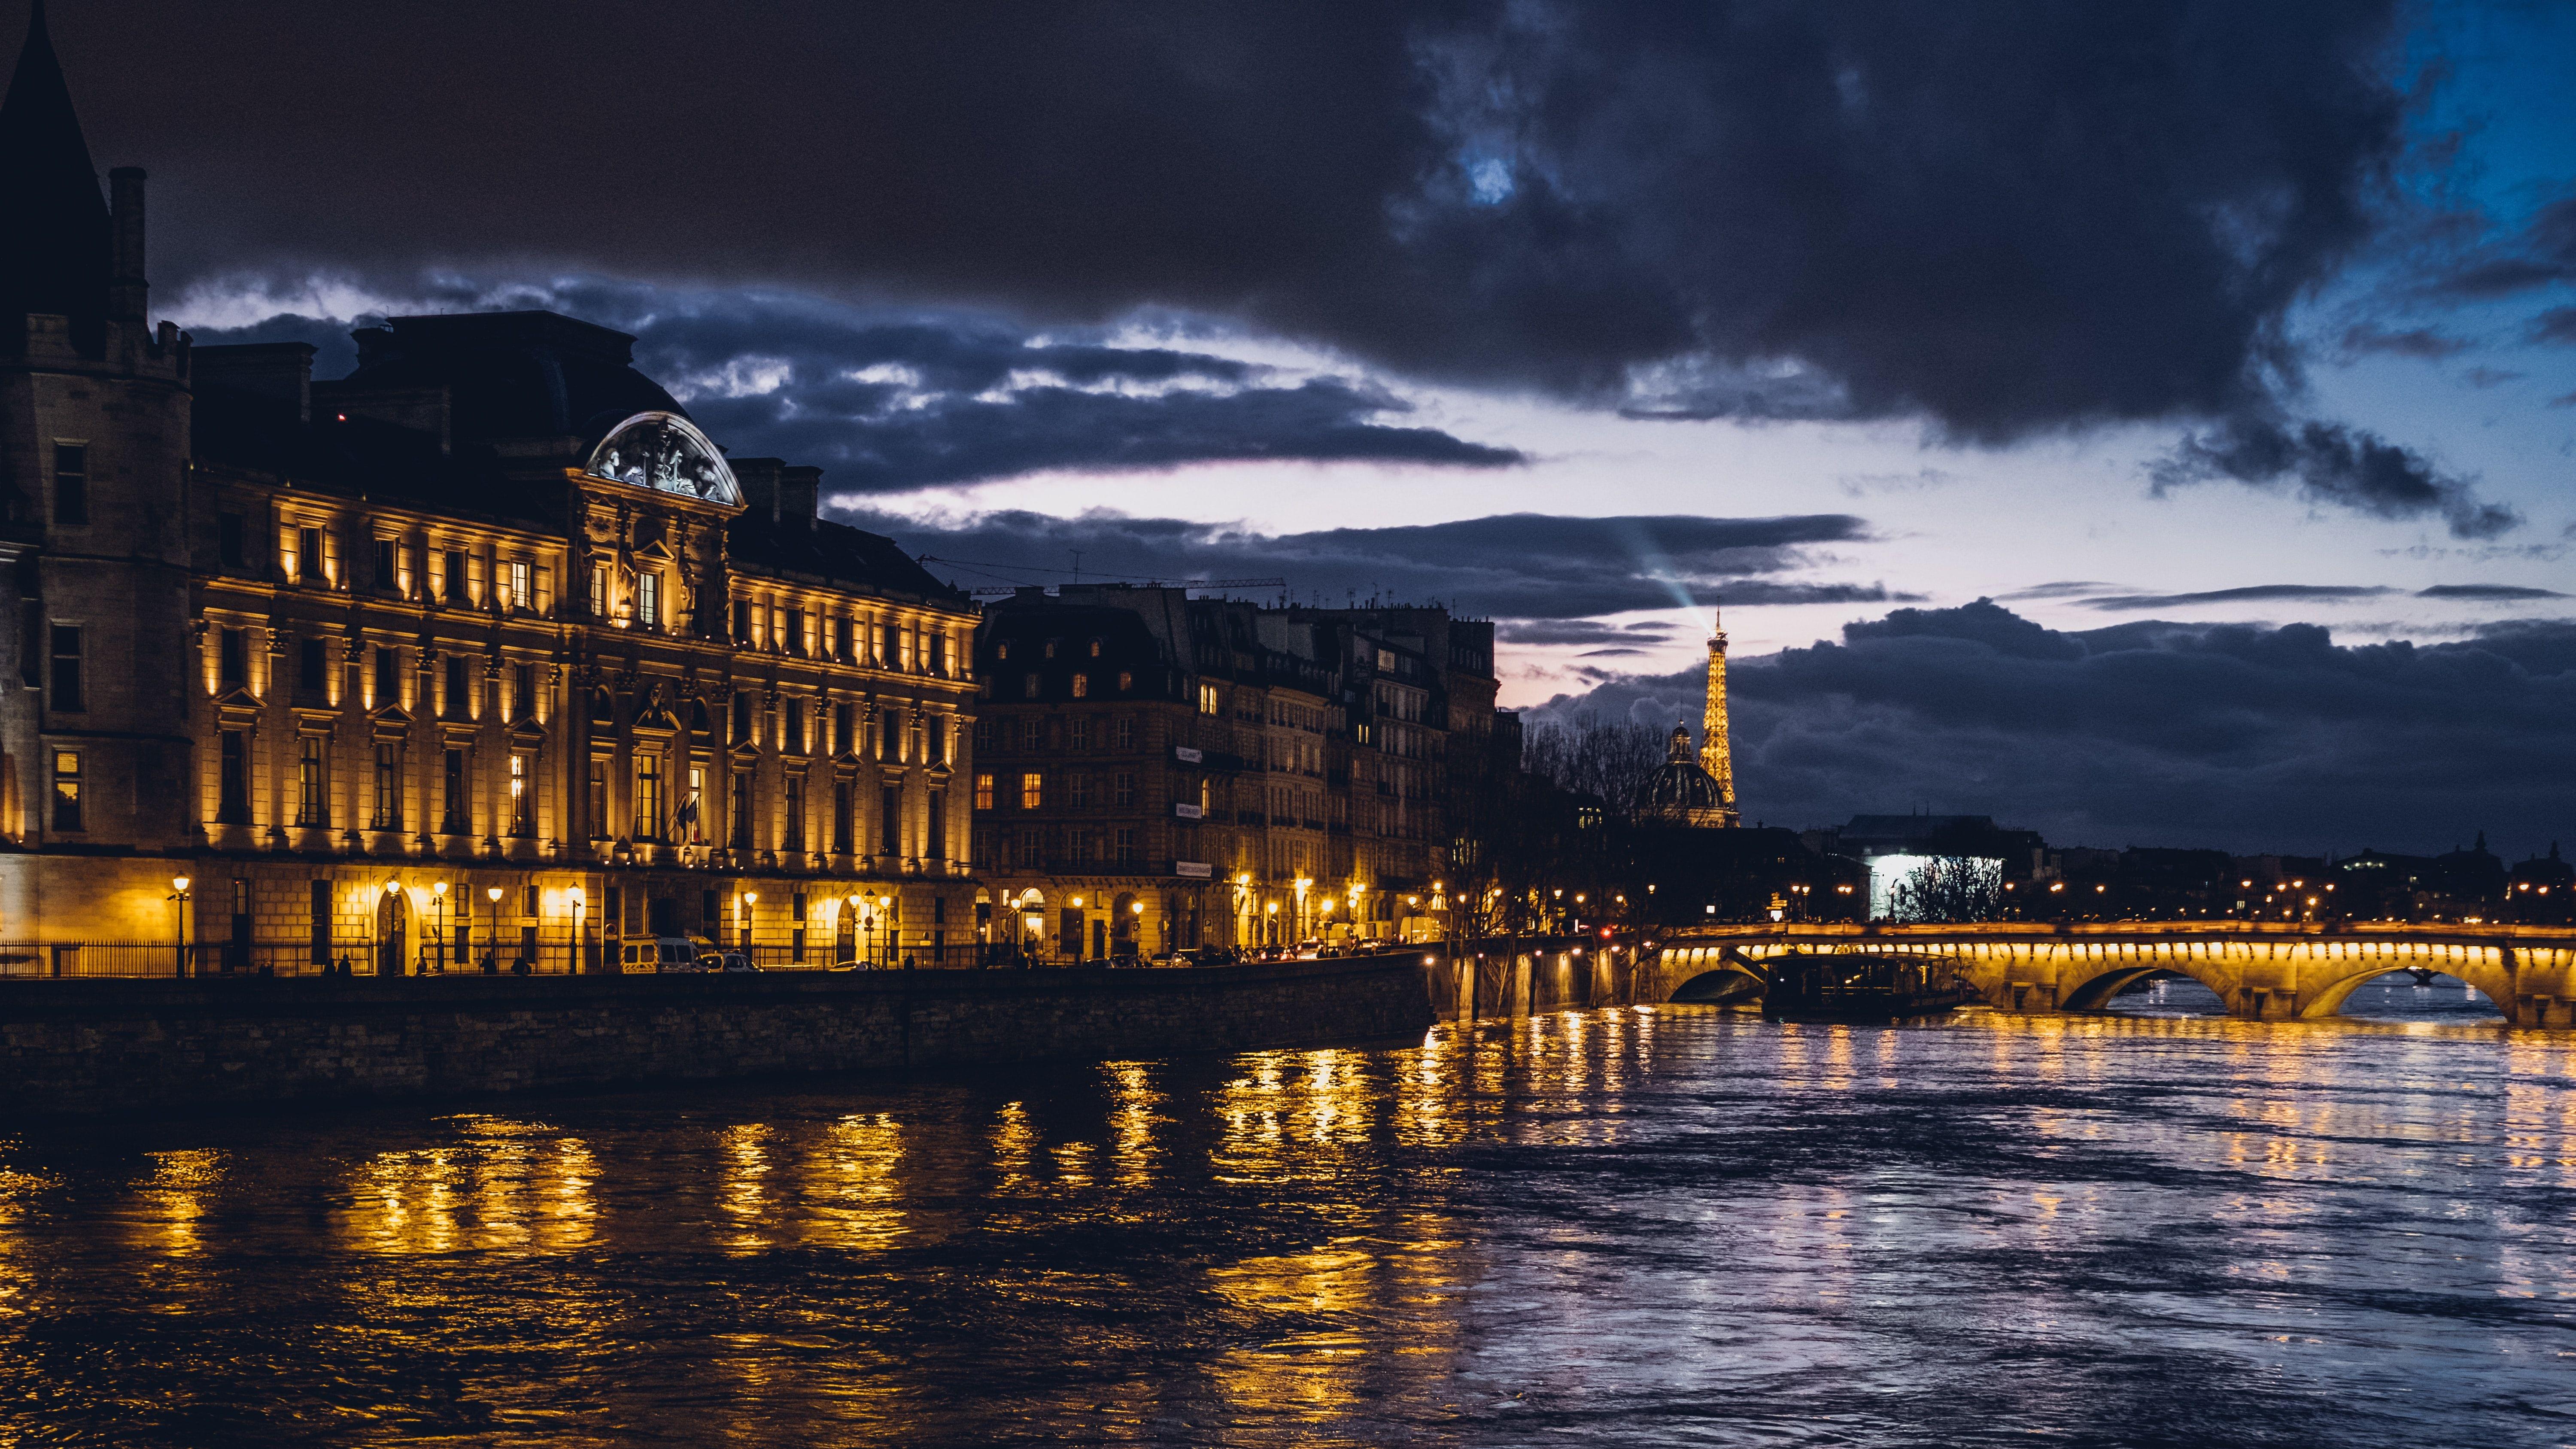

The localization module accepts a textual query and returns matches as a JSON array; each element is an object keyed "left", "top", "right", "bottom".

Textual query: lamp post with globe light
[
  {"left": 485, "top": 886, "right": 504, "bottom": 973},
  {"left": 167, "top": 876, "right": 191, "bottom": 977}
]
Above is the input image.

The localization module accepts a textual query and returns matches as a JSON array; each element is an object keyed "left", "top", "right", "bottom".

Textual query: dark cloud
[
  {"left": 2150, "top": 415, "right": 2517, "bottom": 538},
  {"left": 189, "top": 285, "right": 1522, "bottom": 492},
  {"left": 2427, "top": 194, "right": 2576, "bottom": 298},
  {"left": 846, "top": 507, "right": 1901, "bottom": 620},
  {"left": 1522, "top": 601, "right": 2576, "bottom": 856},
  {"left": 2529, "top": 307, "right": 2576, "bottom": 346},
  {"left": 1498, "top": 619, "right": 1677, "bottom": 647},
  {"left": 2417, "top": 583, "right": 2568, "bottom": 600},
  {"left": 2077, "top": 584, "right": 2396, "bottom": 612},
  {"left": 2337, "top": 324, "right": 2470, "bottom": 359},
  {"left": 2460, "top": 365, "right": 2524, "bottom": 389},
  {"left": 39, "top": 0, "right": 2476, "bottom": 516}
]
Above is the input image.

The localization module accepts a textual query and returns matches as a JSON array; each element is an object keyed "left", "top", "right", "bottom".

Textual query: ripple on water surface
[{"left": 0, "top": 1004, "right": 2570, "bottom": 1447}]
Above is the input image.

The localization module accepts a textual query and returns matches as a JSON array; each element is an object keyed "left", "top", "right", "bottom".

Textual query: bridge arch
[
  {"left": 2297, "top": 942, "right": 2514, "bottom": 1020},
  {"left": 1660, "top": 945, "right": 1768, "bottom": 1003}
]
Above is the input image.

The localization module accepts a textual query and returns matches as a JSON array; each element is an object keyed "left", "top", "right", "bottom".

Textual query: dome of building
[{"left": 1637, "top": 724, "right": 1736, "bottom": 827}]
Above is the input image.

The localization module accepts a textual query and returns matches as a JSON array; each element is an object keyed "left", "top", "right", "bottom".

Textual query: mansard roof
[
  {"left": 0, "top": 0, "right": 109, "bottom": 329},
  {"left": 728, "top": 510, "right": 971, "bottom": 610},
  {"left": 338, "top": 311, "right": 686, "bottom": 447}
]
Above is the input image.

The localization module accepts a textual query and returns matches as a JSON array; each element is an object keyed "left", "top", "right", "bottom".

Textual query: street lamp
[
  {"left": 567, "top": 886, "right": 585, "bottom": 973},
  {"left": 486, "top": 885, "right": 504, "bottom": 973},
  {"left": 383, "top": 879, "right": 403, "bottom": 975},
  {"left": 432, "top": 881, "right": 449, "bottom": 971},
  {"left": 168, "top": 876, "right": 191, "bottom": 977}
]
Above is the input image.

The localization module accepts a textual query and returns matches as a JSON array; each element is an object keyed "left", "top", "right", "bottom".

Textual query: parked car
[
  {"left": 711, "top": 951, "right": 759, "bottom": 973},
  {"left": 826, "top": 958, "right": 873, "bottom": 972}
]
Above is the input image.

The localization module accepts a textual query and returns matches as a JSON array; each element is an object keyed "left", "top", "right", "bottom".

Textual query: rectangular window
[
  {"left": 880, "top": 708, "right": 901, "bottom": 763},
  {"left": 785, "top": 608, "right": 805, "bottom": 656},
  {"left": 1115, "top": 716, "right": 1136, "bottom": 750},
  {"left": 879, "top": 622, "right": 897, "bottom": 668},
  {"left": 52, "top": 444, "right": 87, "bottom": 526},
  {"left": 589, "top": 565, "right": 608, "bottom": 620},
  {"left": 309, "top": 879, "right": 332, "bottom": 966},
  {"left": 512, "top": 662, "right": 535, "bottom": 722},
  {"left": 219, "top": 627, "right": 249, "bottom": 688},
  {"left": 832, "top": 702, "right": 853, "bottom": 756},
  {"left": 832, "top": 781, "right": 854, "bottom": 853},
  {"left": 1068, "top": 773, "right": 1090, "bottom": 809},
  {"left": 444, "top": 656, "right": 470, "bottom": 719},
  {"left": 49, "top": 750, "right": 82, "bottom": 832},
  {"left": 1071, "top": 672, "right": 1089, "bottom": 699},
  {"left": 1199, "top": 683, "right": 1218, "bottom": 715},
  {"left": 927, "top": 789, "right": 947, "bottom": 859},
  {"left": 634, "top": 753, "right": 664, "bottom": 840},
  {"left": 974, "top": 771, "right": 994, "bottom": 811},
  {"left": 587, "top": 758, "right": 609, "bottom": 839},
  {"left": 1114, "top": 826, "right": 1134, "bottom": 866},
  {"left": 216, "top": 731, "right": 250, "bottom": 823},
  {"left": 785, "top": 698, "right": 806, "bottom": 756},
  {"left": 298, "top": 527, "right": 325, "bottom": 584},
  {"left": 732, "top": 692, "right": 754, "bottom": 746},
  {"left": 373, "top": 646, "right": 399, "bottom": 708},
  {"left": 1019, "top": 772, "right": 1042, "bottom": 810},
  {"left": 1114, "top": 771, "right": 1136, "bottom": 807},
  {"left": 1069, "top": 716, "right": 1092, "bottom": 751},
  {"left": 973, "top": 716, "right": 993, "bottom": 752},
  {"left": 48, "top": 625, "right": 82, "bottom": 712},
  {"left": 444, "top": 749, "right": 468, "bottom": 833},
  {"left": 730, "top": 769, "right": 753, "bottom": 850},
  {"left": 732, "top": 598, "right": 752, "bottom": 644},
  {"left": 510, "top": 560, "right": 532, "bottom": 612},
  {"left": 881, "top": 785, "right": 903, "bottom": 856},
  {"left": 834, "top": 616, "right": 854, "bottom": 660},
  {"left": 444, "top": 549, "right": 468, "bottom": 604},
  {"left": 782, "top": 775, "right": 805, "bottom": 852},
  {"left": 296, "top": 736, "right": 326, "bottom": 826},
  {"left": 217, "top": 511, "right": 246, "bottom": 570},
  {"left": 1021, "top": 716, "right": 1043, "bottom": 751},
  {"left": 637, "top": 570, "right": 658, "bottom": 629},
  {"left": 372, "top": 743, "right": 403, "bottom": 829},
  {"left": 930, "top": 632, "right": 948, "bottom": 677},
  {"left": 509, "top": 751, "right": 535, "bottom": 835},
  {"left": 374, "top": 538, "right": 398, "bottom": 592},
  {"left": 687, "top": 765, "right": 707, "bottom": 844}
]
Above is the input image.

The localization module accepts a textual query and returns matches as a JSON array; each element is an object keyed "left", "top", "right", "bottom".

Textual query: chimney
[
  {"left": 729, "top": 457, "right": 786, "bottom": 522},
  {"left": 107, "top": 167, "right": 146, "bottom": 322},
  {"left": 194, "top": 342, "right": 316, "bottom": 423},
  {"left": 779, "top": 465, "right": 822, "bottom": 530}
]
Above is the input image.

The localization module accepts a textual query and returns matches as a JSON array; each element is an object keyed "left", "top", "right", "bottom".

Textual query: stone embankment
[{"left": 0, "top": 954, "right": 1434, "bottom": 1116}]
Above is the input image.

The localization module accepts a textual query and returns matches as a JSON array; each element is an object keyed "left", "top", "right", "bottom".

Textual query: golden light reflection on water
[{"left": 0, "top": 1004, "right": 2570, "bottom": 1443}]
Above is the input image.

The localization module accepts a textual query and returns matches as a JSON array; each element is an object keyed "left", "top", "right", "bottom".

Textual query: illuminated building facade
[
  {"left": 0, "top": 15, "right": 978, "bottom": 970},
  {"left": 971, "top": 586, "right": 1499, "bottom": 958}
]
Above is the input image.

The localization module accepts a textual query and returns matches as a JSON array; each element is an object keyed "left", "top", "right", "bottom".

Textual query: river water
[{"left": 1, "top": 975, "right": 2569, "bottom": 1447}]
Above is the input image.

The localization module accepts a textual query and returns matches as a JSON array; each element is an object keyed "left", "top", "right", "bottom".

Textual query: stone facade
[
  {"left": 971, "top": 586, "right": 1505, "bottom": 959},
  {"left": 0, "top": 20, "right": 981, "bottom": 972}
]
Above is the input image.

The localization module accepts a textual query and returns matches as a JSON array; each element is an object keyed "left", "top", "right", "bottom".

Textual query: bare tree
[
  {"left": 1522, "top": 715, "right": 1670, "bottom": 822},
  {"left": 1891, "top": 856, "right": 2005, "bottom": 923}
]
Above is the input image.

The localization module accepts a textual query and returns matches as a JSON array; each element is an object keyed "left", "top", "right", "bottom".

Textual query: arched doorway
[
  {"left": 377, "top": 888, "right": 410, "bottom": 976},
  {"left": 1111, "top": 891, "right": 1138, "bottom": 957}
]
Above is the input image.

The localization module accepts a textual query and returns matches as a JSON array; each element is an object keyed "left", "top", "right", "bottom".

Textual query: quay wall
[{"left": 0, "top": 955, "right": 1434, "bottom": 1117}]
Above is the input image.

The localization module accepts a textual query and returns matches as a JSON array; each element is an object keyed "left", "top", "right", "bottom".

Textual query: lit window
[
  {"left": 509, "top": 560, "right": 532, "bottom": 611},
  {"left": 1198, "top": 683, "right": 1218, "bottom": 716},
  {"left": 974, "top": 772, "right": 995, "bottom": 810},
  {"left": 49, "top": 750, "right": 81, "bottom": 832},
  {"left": 638, "top": 572, "right": 659, "bottom": 628},
  {"left": 1117, "top": 671, "right": 1133, "bottom": 692},
  {"left": 1020, "top": 772, "right": 1043, "bottom": 810},
  {"left": 1071, "top": 673, "right": 1089, "bottom": 699}
]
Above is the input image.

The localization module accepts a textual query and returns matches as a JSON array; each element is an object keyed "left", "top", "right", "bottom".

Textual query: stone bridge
[{"left": 1645, "top": 922, "right": 2576, "bottom": 1027}]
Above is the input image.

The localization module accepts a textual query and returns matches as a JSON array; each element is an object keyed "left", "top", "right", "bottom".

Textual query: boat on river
[{"left": 1762, "top": 953, "right": 1978, "bottom": 1023}]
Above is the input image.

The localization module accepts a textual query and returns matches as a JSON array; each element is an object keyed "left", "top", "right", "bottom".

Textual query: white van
[{"left": 620, "top": 937, "right": 710, "bottom": 973}]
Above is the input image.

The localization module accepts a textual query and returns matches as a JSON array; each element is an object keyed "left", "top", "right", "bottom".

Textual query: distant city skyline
[{"left": 18, "top": 0, "right": 2574, "bottom": 856}]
